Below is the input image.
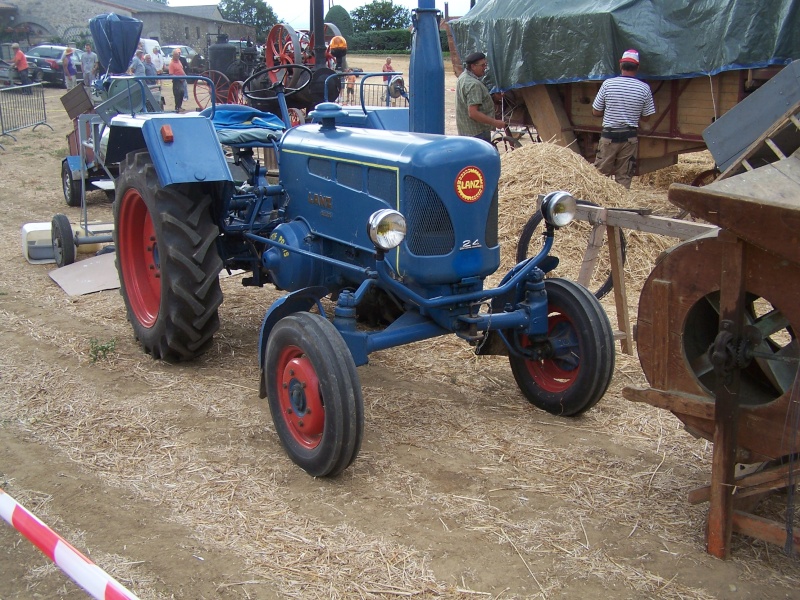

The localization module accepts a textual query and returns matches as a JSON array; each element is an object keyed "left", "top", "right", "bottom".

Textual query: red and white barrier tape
[{"left": 0, "top": 489, "right": 140, "bottom": 600}]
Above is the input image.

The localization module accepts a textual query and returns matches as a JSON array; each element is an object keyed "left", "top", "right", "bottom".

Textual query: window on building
[
  {"left": 196, "top": 27, "right": 200, "bottom": 40},
  {"left": 185, "top": 26, "right": 189, "bottom": 39}
]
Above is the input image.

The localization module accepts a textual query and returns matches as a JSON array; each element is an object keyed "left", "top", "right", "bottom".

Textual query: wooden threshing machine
[
  {"left": 447, "top": 0, "right": 799, "bottom": 176},
  {"left": 624, "top": 60, "right": 800, "bottom": 557}
]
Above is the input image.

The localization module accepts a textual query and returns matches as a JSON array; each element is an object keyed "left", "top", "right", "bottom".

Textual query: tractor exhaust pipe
[{"left": 410, "top": 0, "right": 444, "bottom": 134}]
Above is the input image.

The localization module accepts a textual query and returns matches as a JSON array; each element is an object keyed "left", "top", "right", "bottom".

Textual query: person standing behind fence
[
  {"left": 81, "top": 44, "right": 98, "bottom": 91},
  {"left": 382, "top": 57, "right": 393, "bottom": 105},
  {"left": 345, "top": 69, "right": 356, "bottom": 104},
  {"left": 10, "top": 43, "right": 31, "bottom": 91},
  {"left": 63, "top": 48, "right": 77, "bottom": 90},
  {"left": 591, "top": 49, "right": 655, "bottom": 189},
  {"left": 169, "top": 49, "right": 186, "bottom": 113},
  {"left": 128, "top": 49, "right": 145, "bottom": 77}
]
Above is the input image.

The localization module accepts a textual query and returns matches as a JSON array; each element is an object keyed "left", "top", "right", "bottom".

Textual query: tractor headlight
[
  {"left": 541, "top": 191, "right": 577, "bottom": 228},
  {"left": 368, "top": 209, "right": 406, "bottom": 251}
]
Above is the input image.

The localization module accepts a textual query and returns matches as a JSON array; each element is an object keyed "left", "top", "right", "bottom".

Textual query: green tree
[
  {"left": 351, "top": 0, "right": 411, "bottom": 33},
  {"left": 325, "top": 5, "right": 354, "bottom": 39},
  {"left": 218, "top": 0, "right": 279, "bottom": 39}
]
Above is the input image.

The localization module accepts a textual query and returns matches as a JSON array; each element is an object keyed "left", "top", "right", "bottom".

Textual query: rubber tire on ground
[
  {"left": 509, "top": 278, "right": 615, "bottom": 416},
  {"left": 265, "top": 312, "right": 364, "bottom": 477},
  {"left": 515, "top": 199, "right": 626, "bottom": 300},
  {"left": 113, "top": 151, "right": 223, "bottom": 362},
  {"left": 62, "top": 160, "right": 82, "bottom": 207},
  {"left": 51, "top": 213, "right": 75, "bottom": 267}
]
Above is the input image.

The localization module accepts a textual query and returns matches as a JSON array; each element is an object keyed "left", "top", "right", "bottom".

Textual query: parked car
[{"left": 25, "top": 45, "right": 83, "bottom": 88}]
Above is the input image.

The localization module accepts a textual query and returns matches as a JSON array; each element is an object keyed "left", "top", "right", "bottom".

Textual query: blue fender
[
  {"left": 257, "top": 286, "right": 329, "bottom": 398},
  {"left": 140, "top": 116, "right": 232, "bottom": 187}
]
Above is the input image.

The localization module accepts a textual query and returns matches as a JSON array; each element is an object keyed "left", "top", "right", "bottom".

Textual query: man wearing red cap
[{"left": 591, "top": 49, "right": 655, "bottom": 188}]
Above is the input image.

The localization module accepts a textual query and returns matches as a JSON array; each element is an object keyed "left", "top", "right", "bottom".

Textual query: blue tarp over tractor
[
  {"left": 89, "top": 13, "right": 143, "bottom": 75},
  {"left": 451, "top": 0, "right": 800, "bottom": 92}
]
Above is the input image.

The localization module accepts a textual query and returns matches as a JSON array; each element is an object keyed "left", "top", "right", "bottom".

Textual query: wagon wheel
[
  {"left": 193, "top": 70, "right": 230, "bottom": 109},
  {"left": 305, "top": 23, "right": 341, "bottom": 70},
  {"left": 636, "top": 234, "right": 800, "bottom": 458},
  {"left": 226, "top": 81, "right": 246, "bottom": 104},
  {"left": 265, "top": 23, "right": 302, "bottom": 82}
]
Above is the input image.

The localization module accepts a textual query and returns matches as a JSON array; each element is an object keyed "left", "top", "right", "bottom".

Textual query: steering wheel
[{"left": 242, "top": 63, "right": 313, "bottom": 102}]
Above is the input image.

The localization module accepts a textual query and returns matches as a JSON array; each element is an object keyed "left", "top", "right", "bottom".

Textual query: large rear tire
[
  {"left": 265, "top": 312, "right": 364, "bottom": 477},
  {"left": 509, "top": 278, "right": 614, "bottom": 416},
  {"left": 113, "top": 152, "right": 223, "bottom": 361}
]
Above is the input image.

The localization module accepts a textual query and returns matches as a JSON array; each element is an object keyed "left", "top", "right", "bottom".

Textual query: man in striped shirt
[{"left": 591, "top": 49, "right": 656, "bottom": 189}]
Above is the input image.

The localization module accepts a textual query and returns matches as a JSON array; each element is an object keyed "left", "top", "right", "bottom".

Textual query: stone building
[{"left": 2, "top": 0, "right": 255, "bottom": 51}]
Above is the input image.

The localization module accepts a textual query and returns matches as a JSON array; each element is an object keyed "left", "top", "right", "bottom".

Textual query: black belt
[{"left": 601, "top": 127, "right": 637, "bottom": 142}]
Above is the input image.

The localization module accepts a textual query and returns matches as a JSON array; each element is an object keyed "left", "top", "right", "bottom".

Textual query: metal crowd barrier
[
  {"left": 0, "top": 82, "right": 53, "bottom": 148},
  {"left": 330, "top": 74, "right": 409, "bottom": 108}
]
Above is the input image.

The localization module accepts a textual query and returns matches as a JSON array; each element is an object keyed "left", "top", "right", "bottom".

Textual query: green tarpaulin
[{"left": 450, "top": 0, "right": 800, "bottom": 91}]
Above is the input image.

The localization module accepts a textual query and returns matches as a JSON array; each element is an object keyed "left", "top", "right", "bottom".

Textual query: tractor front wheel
[
  {"left": 113, "top": 151, "right": 223, "bottom": 361},
  {"left": 265, "top": 312, "right": 363, "bottom": 477},
  {"left": 509, "top": 278, "right": 614, "bottom": 416}
]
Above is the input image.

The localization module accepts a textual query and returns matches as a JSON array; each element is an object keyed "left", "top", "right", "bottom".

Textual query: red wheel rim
[
  {"left": 118, "top": 188, "right": 160, "bottom": 328},
  {"left": 277, "top": 345, "right": 325, "bottom": 449},
  {"left": 265, "top": 24, "right": 301, "bottom": 82},
  {"left": 227, "top": 81, "right": 245, "bottom": 104},
  {"left": 524, "top": 312, "right": 580, "bottom": 393},
  {"left": 194, "top": 70, "right": 230, "bottom": 108}
]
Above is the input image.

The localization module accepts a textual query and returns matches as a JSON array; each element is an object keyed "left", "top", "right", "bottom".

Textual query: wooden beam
[
  {"left": 732, "top": 511, "right": 800, "bottom": 554},
  {"left": 622, "top": 386, "right": 714, "bottom": 419},
  {"left": 688, "top": 461, "right": 799, "bottom": 504},
  {"left": 573, "top": 204, "right": 718, "bottom": 240},
  {"left": 707, "top": 232, "right": 747, "bottom": 559},
  {"left": 520, "top": 85, "right": 578, "bottom": 149},
  {"left": 607, "top": 225, "right": 631, "bottom": 355}
]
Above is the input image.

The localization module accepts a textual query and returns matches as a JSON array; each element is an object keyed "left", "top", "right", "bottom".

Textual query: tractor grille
[
  {"left": 403, "top": 176, "right": 454, "bottom": 256},
  {"left": 485, "top": 189, "right": 498, "bottom": 247},
  {"left": 337, "top": 162, "right": 362, "bottom": 190},
  {"left": 367, "top": 167, "right": 397, "bottom": 203},
  {"left": 308, "top": 157, "right": 331, "bottom": 179}
]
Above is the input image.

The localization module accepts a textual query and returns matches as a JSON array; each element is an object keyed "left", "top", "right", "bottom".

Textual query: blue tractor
[{"left": 105, "top": 1, "right": 615, "bottom": 476}]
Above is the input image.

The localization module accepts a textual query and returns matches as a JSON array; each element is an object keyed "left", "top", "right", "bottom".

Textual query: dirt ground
[{"left": 1, "top": 55, "right": 799, "bottom": 599}]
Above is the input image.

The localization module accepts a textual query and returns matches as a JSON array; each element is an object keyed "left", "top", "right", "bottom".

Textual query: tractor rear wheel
[
  {"left": 113, "top": 151, "right": 223, "bottom": 361},
  {"left": 265, "top": 312, "right": 363, "bottom": 477},
  {"left": 62, "top": 160, "right": 82, "bottom": 207},
  {"left": 509, "top": 278, "right": 614, "bottom": 416}
]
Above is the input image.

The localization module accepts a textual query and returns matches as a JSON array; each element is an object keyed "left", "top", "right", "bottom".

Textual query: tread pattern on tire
[{"left": 115, "top": 152, "right": 223, "bottom": 362}]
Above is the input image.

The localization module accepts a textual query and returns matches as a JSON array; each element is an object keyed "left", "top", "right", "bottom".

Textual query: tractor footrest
[{"left": 92, "top": 179, "right": 115, "bottom": 190}]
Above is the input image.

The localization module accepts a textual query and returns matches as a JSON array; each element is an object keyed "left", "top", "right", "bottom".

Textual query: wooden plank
[
  {"left": 577, "top": 223, "right": 605, "bottom": 289},
  {"left": 607, "top": 225, "right": 631, "bottom": 355},
  {"left": 573, "top": 204, "right": 718, "bottom": 240},
  {"left": 520, "top": 85, "right": 577, "bottom": 149},
  {"left": 650, "top": 279, "right": 671, "bottom": 388},
  {"left": 732, "top": 511, "right": 800, "bottom": 554},
  {"left": 688, "top": 462, "right": 799, "bottom": 504},
  {"left": 622, "top": 385, "right": 714, "bottom": 419},
  {"left": 706, "top": 232, "right": 746, "bottom": 559}
]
